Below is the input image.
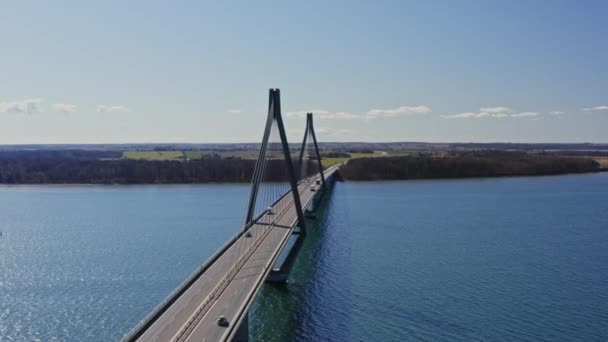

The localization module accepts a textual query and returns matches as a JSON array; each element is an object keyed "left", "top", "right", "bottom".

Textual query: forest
[
  {"left": 339, "top": 151, "right": 601, "bottom": 181},
  {"left": 0, "top": 151, "right": 316, "bottom": 184}
]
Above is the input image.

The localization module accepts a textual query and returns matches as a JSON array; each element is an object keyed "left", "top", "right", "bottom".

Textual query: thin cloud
[
  {"left": 443, "top": 112, "right": 491, "bottom": 119},
  {"left": 286, "top": 109, "right": 359, "bottom": 120},
  {"left": 52, "top": 103, "right": 77, "bottom": 113},
  {"left": 97, "top": 105, "right": 130, "bottom": 113},
  {"left": 479, "top": 106, "right": 511, "bottom": 114},
  {"left": 510, "top": 112, "right": 538, "bottom": 118},
  {"left": 0, "top": 98, "right": 42, "bottom": 114},
  {"left": 316, "top": 127, "right": 354, "bottom": 136},
  {"left": 287, "top": 105, "right": 431, "bottom": 121},
  {"left": 227, "top": 109, "right": 241, "bottom": 114},
  {"left": 443, "top": 106, "right": 538, "bottom": 119},
  {"left": 583, "top": 105, "right": 608, "bottom": 111},
  {"left": 443, "top": 112, "right": 508, "bottom": 119},
  {"left": 549, "top": 111, "right": 565, "bottom": 115},
  {"left": 366, "top": 105, "right": 430, "bottom": 119}
]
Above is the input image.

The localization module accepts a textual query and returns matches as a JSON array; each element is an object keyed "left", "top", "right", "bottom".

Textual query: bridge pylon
[
  {"left": 245, "top": 89, "right": 306, "bottom": 234},
  {"left": 298, "top": 113, "right": 326, "bottom": 187}
]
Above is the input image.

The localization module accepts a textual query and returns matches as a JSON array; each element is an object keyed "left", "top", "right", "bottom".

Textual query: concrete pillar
[{"left": 267, "top": 232, "right": 304, "bottom": 283}]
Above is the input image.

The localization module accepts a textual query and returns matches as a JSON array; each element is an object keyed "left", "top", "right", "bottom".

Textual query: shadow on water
[{"left": 249, "top": 183, "right": 352, "bottom": 341}]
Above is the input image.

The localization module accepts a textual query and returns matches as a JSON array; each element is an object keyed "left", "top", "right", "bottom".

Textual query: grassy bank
[{"left": 321, "top": 151, "right": 382, "bottom": 168}]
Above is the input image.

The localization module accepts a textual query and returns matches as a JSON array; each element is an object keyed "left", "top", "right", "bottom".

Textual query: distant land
[
  {"left": 340, "top": 151, "right": 602, "bottom": 181},
  {"left": 0, "top": 143, "right": 605, "bottom": 184},
  {"left": 1, "top": 142, "right": 608, "bottom": 152}
]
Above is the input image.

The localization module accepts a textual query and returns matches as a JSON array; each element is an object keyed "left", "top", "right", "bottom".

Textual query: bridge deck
[{"left": 129, "top": 165, "right": 340, "bottom": 342}]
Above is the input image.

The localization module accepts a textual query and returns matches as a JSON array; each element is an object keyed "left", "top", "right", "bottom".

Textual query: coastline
[
  {"left": 0, "top": 151, "right": 603, "bottom": 185},
  {"left": 0, "top": 168, "right": 605, "bottom": 186}
]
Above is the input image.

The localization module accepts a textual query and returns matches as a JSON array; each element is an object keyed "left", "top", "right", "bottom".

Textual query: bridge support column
[
  {"left": 306, "top": 178, "right": 333, "bottom": 219},
  {"left": 305, "top": 200, "right": 317, "bottom": 218},
  {"left": 232, "top": 313, "right": 249, "bottom": 342},
  {"left": 267, "top": 228, "right": 305, "bottom": 283}
]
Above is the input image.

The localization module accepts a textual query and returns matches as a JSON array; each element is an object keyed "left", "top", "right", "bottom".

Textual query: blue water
[
  {"left": 0, "top": 185, "right": 247, "bottom": 341},
  {"left": 2, "top": 173, "right": 608, "bottom": 341}
]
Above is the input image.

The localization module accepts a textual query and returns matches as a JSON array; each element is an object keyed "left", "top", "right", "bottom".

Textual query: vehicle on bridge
[{"left": 217, "top": 316, "right": 229, "bottom": 327}]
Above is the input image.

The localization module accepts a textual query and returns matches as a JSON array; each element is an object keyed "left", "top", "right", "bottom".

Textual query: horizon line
[{"left": 0, "top": 141, "right": 607, "bottom": 146}]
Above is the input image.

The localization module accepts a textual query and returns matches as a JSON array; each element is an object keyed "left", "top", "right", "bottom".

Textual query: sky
[{"left": 0, "top": 0, "right": 607, "bottom": 144}]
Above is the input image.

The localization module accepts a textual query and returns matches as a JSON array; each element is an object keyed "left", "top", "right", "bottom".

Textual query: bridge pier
[
  {"left": 266, "top": 229, "right": 305, "bottom": 283},
  {"left": 305, "top": 184, "right": 327, "bottom": 219}
]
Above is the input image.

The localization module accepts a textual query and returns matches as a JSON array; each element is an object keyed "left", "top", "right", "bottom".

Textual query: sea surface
[{"left": 1, "top": 173, "right": 608, "bottom": 341}]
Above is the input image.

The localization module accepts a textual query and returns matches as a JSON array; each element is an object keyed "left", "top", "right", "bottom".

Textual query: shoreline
[
  {"left": 0, "top": 151, "right": 602, "bottom": 185},
  {"left": 0, "top": 169, "right": 605, "bottom": 186}
]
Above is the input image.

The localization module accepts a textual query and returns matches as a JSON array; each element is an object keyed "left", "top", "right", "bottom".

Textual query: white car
[
  {"left": 310, "top": 185, "right": 316, "bottom": 192},
  {"left": 266, "top": 206, "right": 274, "bottom": 215}
]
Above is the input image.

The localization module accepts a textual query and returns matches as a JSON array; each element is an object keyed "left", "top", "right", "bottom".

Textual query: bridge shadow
[
  {"left": 249, "top": 183, "right": 353, "bottom": 341},
  {"left": 255, "top": 222, "right": 292, "bottom": 229}
]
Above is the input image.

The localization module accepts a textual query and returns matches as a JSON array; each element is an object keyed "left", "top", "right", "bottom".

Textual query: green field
[
  {"left": 386, "top": 151, "right": 416, "bottom": 156},
  {"left": 120, "top": 149, "right": 383, "bottom": 166},
  {"left": 122, "top": 151, "right": 184, "bottom": 160},
  {"left": 183, "top": 150, "right": 208, "bottom": 160},
  {"left": 321, "top": 151, "right": 383, "bottom": 168},
  {"left": 320, "top": 157, "right": 350, "bottom": 168}
]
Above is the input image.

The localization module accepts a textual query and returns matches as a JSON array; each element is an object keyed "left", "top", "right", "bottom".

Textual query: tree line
[
  {"left": 339, "top": 151, "right": 601, "bottom": 181},
  {"left": 0, "top": 150, "right": 601, "bottom": 184},
  {"left": 0, "top": 151, "right": 317, "bottom": 184}
]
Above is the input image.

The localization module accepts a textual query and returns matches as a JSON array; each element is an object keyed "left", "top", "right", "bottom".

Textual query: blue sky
[{"left": 0, "top": 1, "right": 606, "bottom": 144}]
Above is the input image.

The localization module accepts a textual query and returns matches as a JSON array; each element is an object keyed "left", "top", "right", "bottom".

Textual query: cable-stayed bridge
[{"left": 123, "top": 89, "right": 343, "bottom": 342}]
